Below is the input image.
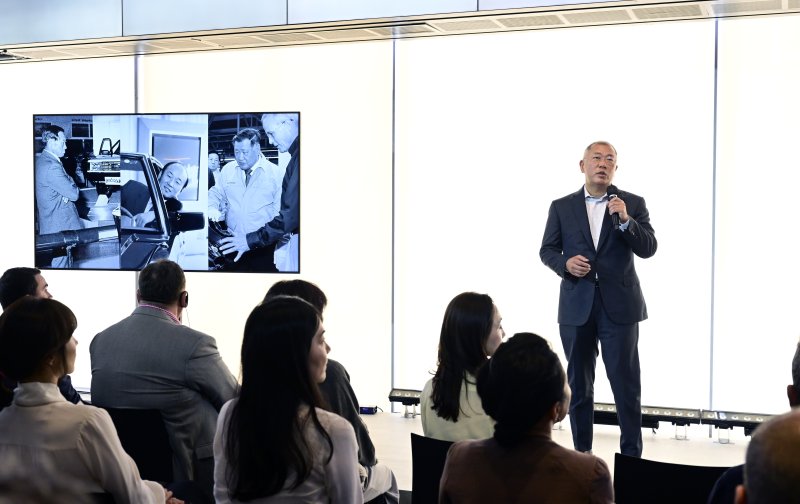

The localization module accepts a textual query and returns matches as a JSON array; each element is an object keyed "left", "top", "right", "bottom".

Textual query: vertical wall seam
[
  {"left": 709, "top": 18, "right": 719, "bottom": 411},
  {"left": 390, "top": 38, "right": 397, "bottom": 412}
]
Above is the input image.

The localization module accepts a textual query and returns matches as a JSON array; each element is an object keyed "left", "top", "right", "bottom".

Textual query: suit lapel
[{"left": 569, "top": 188, "right": 594, "bottom": 249}]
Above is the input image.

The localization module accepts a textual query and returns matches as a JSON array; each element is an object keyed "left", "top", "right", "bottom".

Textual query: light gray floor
[{"left": 363, "top": 412, "right": 750, "bottom": 491}]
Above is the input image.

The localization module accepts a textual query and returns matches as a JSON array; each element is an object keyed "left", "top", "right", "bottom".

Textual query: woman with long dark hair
[
  {"left": 213, "top": 296, "right": 362, "bottom": 503},
  {"left": 439, "top": 333, "right": 613, "bottom": 503},
  {"left": 420, "top": 292, "right": 505, "bottom": 441}
]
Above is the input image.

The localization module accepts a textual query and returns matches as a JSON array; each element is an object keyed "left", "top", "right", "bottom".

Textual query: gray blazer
[{"left": 89, "top": 306, "right": 238, "bottom": 485}]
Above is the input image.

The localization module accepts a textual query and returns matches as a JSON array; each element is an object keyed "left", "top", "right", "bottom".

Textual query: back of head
[
  {"left": 226, "top": 295, "right": 327, "bottom": 500},
  {"left": 431, "top": 292, "right": 494, "bottom": 421},
  {"left": 0, "top": 297, "right": 77, "bottom": 381},
  {"left": 264, "top": 280, "right": 327, "bottom": 313},
  {"left": 0, "top": 267, "right": 40, "bottom": 310},
  {"left": 138, "top": 260, "right": 185, "bottom": 305},
  {"left": 477, "top": 332, "right": 566, "bottom": 448},
  {"left": 239, "top": 295, "right": 321, "bottom": 399},
  {"left": 744, "top": 409, "right": 800, "bottom": 503}
]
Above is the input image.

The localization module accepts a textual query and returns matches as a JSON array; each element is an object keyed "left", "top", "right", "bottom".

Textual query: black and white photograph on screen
[
  {"left": 34, "top": 115, "right": 121, "bottom": 269},
  {"left": 33, "top": 112, "right": 299, "bottom": 273},
  {"left": 33, "top": 114, "right": 207, "bottom": 271},
  {"left": 207, "top": 112, "right": 300, "bottom": 273}
]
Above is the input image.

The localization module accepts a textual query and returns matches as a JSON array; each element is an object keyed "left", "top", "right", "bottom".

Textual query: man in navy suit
[{"left": 540, "top": 141, "right": 657, "bottom": 457}]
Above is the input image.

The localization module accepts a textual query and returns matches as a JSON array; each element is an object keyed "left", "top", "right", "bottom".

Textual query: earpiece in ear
[{"left": 180, "top": 291, "right": 189, "bottom": 308}]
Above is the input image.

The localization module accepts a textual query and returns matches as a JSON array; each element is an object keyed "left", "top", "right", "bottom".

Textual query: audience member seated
[
  {"left": 213, "top": 296, "right": 363, "bottom": 503},
  {"left": 420, "top": 292, "right": 505, "bottom": 441},
  {"left": 707, "top": 338, "right": 800, "bottom": 504},
  {"left": 0, "top": 297, "right": 183, "bottom": 504},
  {"left": 90, "top": 260, "right": 238, "bottom": 500},
  {"left": 439, "top": 332, "right": 613, "bottom": 504},
  {"left": 734, "top": 408, "right": 800, "bottom": 504},
  {"left": 264, "top": 280, "right": 399, "bottom": 503},
  {"left": 0, "top": 266, "right": 82, "bottom": 412}
]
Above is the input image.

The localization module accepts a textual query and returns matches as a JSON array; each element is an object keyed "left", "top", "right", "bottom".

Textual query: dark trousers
[{"left": 560, "top": 287, "right": 643, "bottom": 457}]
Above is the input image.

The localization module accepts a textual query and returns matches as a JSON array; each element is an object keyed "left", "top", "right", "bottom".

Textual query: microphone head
[{"left": 607, "top": 184, "right": 619, "bottom": 197}]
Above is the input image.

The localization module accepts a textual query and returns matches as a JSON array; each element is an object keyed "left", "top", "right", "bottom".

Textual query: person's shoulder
[
  {"left": 447, "top": 438, "right": 491, "bottom": 460},
  {"left": 421, "top": 376, "right": 434, "bottom": 393},
  {"left": 556, "top": 443, "right": 611, "bottom": 473},
  {"left": 221, "top": 160, "right": 239, "bottom": 173},
  {"left": 174, "top": 324, "right": 221, "bottom": 348},
  {"left": 553, "top": 188, "right": 584, "bottom": 204},
  {"left": 316, "top": 408, "right": 356, "bottom": 435},
  {"left": 325, "top": 359, "right": 350, "bottom": 381},
  {"left": 91, "top": 315, "right": 134, "bottom": 344}
]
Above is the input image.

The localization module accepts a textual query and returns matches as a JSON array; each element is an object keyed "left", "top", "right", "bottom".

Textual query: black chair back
[
  {"left": 103, "top": 407, "right": 174, "bottom": 483},
  {"left": 410, "top": 433, "right": 454, "bottom": 504},
  {"left": 614, "top": 453, "right": 731, "bottom": 504}
]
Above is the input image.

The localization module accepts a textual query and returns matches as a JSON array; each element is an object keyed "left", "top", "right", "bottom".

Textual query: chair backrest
[
  {"left": 410, "top": 433, "right": 454, "bottom": 504},
  {"left": 613, "top": 453, "right": 731, "bottom": 504},
  {"left": 103, "top": 407, "right": 174, "bottom": 483}
]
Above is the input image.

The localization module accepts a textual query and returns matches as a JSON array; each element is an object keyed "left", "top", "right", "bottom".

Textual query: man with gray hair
[
  {"left": 208, "top": 127, "right": 283, "bottom": 272},
  {"left": 218, "top": 113, "right": 300, "bottom": 272}
]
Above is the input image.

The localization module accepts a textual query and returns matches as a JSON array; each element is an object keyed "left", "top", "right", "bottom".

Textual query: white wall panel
[
  {"left": 713, "top": 15, "right": 800, "bottom": 414},
  {"left": 133, "top": 41, "right": 395, "bottom": 407},
  {"left": 394, "top": 21, "right": 716, "bottom": 409},
  {"left": 0, "top": 57, "right": 137, "bottom": 389}
]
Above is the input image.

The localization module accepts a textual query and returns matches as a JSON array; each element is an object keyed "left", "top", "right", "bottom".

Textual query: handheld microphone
[{"left": 607, "top": 185, "right": 620, "bottom": 230}]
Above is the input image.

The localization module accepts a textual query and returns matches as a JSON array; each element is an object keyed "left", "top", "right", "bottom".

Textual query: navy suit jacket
[{"left": 540, "top": 187, "right": 657, "bottom": 326}]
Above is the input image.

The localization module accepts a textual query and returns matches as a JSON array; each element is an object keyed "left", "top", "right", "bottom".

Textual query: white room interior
[{"left": 3, "top": 6, "right": 800, "bottom": 489}]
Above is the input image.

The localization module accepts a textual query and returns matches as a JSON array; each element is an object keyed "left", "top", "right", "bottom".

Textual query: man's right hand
[
  {"left": 566, "top": 255, "right": 591, "bottom": 277},
  {"left": 208, "top": 207, "right": 222, "bottom": 222}
]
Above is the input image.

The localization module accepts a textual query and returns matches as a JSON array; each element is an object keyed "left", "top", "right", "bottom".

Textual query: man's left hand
[
  {"left": 608, "top": 196, "right": 629, "bottom": 223},
  {"left": 219, "top": 232, "right": 250, "bottom": 262}
]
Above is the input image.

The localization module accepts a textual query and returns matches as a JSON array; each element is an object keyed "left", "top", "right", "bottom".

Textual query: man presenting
[
  {"left": 208, "top": 128, "right": 282, "bottom": 272},
  {"left": 218, "top": 113, "right": 299, "bottom": 273},
  {"left": 540, "top": 141, "right": 656, "bottom": 457},
  {"left": 90, "top": 260, "right": 237, "bottom": 497}
]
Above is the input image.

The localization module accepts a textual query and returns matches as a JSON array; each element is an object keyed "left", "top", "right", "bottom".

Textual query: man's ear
[
  {"left": 734, "top": 484, "right": 747, "bottom": 504},
  {"left": 135, "top": 290, "right": 141, "bottom": 303},
  {"left": 787, "top": 384, "right": 799, "bottom": 407},
  {"left": 579, "top": 160, "right": 585, "bottom": 173}
]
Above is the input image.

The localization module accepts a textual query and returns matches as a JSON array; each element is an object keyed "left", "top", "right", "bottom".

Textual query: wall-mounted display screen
[{"left": 32, "top": 112, "right": 300, "bottom": 273}]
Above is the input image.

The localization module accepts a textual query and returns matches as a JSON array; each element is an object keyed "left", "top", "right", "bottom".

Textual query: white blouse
[
  {"left": 0, "top": 382, "right": 165, "bottom": 504},
  {"left": 420, "top": 374, "right": 495, "bottom": 442},
  {"left": 214, "top": 400, "right": 363, "bottom": 504}
]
